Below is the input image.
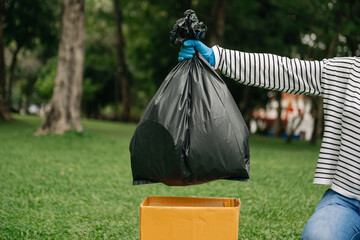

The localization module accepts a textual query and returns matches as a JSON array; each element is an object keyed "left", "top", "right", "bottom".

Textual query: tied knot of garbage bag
[{"left": 170, "top": 9, "right": 207, "bottom": 47}]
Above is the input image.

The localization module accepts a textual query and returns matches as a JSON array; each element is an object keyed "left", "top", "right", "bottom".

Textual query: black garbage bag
[{"left": 129, "top": 53, "right": 250, "bottom": 186}]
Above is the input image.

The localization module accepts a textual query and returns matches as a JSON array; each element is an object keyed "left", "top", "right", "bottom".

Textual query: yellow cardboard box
[{"left": 140, "top": 196, "right": 241, "bottom": 240}]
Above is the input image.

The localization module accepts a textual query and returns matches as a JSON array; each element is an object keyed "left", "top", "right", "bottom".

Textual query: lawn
[{"left": 0, "top": 114, "right": 328, "bottom": 239}]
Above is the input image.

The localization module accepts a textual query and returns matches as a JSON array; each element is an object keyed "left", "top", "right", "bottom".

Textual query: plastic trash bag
[
  {"left": 129, "top": 53, "right": 250, "bottom": 186},
  {"left": 169, "top": 9, "right": 207, "bottom": 47}
]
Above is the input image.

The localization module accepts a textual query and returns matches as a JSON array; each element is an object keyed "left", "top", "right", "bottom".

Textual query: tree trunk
[
  {"left": 6, "top": 44, "right": 21, "bottom": 111},
  {"left": 310, "top": 97, "right": 323, "bottom": 145},
  {"left": 273, "top": 92, "right": 284, "bottom": 137},
  {"left": 310, "top": 15, "right": 345, "bottom": 144},
  {"left": 0, "top": 0, "right": 9, "bottom": 120},
  {"left": 180, "top": 0, "right": 192, "bottom": 12},
  {"left": 209, "top": 0, "right": 226, "bottom": 46},
  {"left": 113, "top": 0, "right": 131, "bottom": 121},
  {"left": 347, "top": 36, "right": 357, "bottom": 56},
  {"left": 174, "top": 0, "right": 192, "bottom": 13},
  {"left": 287, "top": 113, "right": 305, "bottom": 144},
  {"left": 36, "top": 0, "right": 85, "bottom": 134}
]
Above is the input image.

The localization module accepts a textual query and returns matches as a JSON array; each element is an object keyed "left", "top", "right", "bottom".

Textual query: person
[{"left": 178, "top": 40, "right": 360, "bottom": 240}]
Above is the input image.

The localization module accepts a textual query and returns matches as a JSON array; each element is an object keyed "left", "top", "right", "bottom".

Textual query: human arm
[
  {"left": 212, "top": 45, "right": 325, "bottom": 96},
  {"left": 179, "top": 40, "right": 326, "bottom": 96}
]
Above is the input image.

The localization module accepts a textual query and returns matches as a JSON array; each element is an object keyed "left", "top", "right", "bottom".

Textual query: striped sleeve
[
  {"left": 212, "top": 45, "right": 325, "bottom": 96},
  {"left": 313, "top": 57, "right": 360, "bottom": 199}
]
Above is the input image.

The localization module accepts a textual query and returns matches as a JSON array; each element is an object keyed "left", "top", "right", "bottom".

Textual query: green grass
[{"left": 0, "top": 114, "right": 328, "bottom": 239}]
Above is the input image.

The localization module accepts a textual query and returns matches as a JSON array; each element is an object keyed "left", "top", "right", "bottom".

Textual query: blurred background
[
  {"left": 0, "top": 0, "right": 359, "bottom": 142},
  {"left": 1, "top": 1, "right": 359, "bottom": 238}
]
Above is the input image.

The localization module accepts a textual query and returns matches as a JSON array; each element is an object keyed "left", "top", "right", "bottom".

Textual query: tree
[
  {"left": 273, "top": 92, "right": 284, "bottom": 137},
  {"left": 208, "top": 0, "right": 226, "bottom": 46},
  {"left": 306, "top": 1, "right": 358, "bottom": 144},
  {"left": 4, "top": 0, "right": 58, "bottom": 111},
  {"left": 120, "top": 0, "right": 194, "bottom": 118},
  {"left": 310, "top": 96, "right": 323, "bottom": 144},
  {"left": 0, "top": 0, "right": 8, "bottom": 120},
  {"left": 222, "top": 0, "right": 304, "bottom": 130},
  {"left": 36, "top": 0, "right": 85, "bottom": 134},
  {"left": 113, "top": 0, "right": 131, "bottom": 121}
]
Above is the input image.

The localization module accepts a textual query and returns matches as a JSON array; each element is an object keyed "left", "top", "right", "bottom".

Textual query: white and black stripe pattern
[
  {"left": 212, "top": 46, "right": 360, "bottom": 201},
  {"left": 213, "top": 46, "right": 324, "bottom": 95}
]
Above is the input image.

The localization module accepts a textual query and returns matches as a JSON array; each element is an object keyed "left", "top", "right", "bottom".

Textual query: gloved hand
[{"left": 178, "top": 40, "right": 215, "bottom": 66}]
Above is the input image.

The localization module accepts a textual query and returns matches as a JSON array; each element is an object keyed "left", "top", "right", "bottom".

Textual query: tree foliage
[
  {"left": 2, "top": 0, "right": 359, "bottom": 127},
  {"left": 3, "top": 0, "right": 59, "bottom": 111}
]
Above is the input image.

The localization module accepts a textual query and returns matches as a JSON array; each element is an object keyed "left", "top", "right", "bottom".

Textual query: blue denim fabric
[{"left": 302, "top": 189, "right": 360, "bottom": 240}]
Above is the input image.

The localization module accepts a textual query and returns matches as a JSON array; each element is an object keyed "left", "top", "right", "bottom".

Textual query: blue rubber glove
[{"left": 178, "top": 40, "right": 215, "bottom": 66}]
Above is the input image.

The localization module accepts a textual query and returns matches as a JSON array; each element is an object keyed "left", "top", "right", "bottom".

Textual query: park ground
[{"left": 0, "top": 114, "right": 328, "bottom": 239}]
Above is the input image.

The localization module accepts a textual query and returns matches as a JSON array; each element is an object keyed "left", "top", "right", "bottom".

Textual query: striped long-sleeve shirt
[{"left": 212, "top": 45, "right": 360, "bottom": 201}]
